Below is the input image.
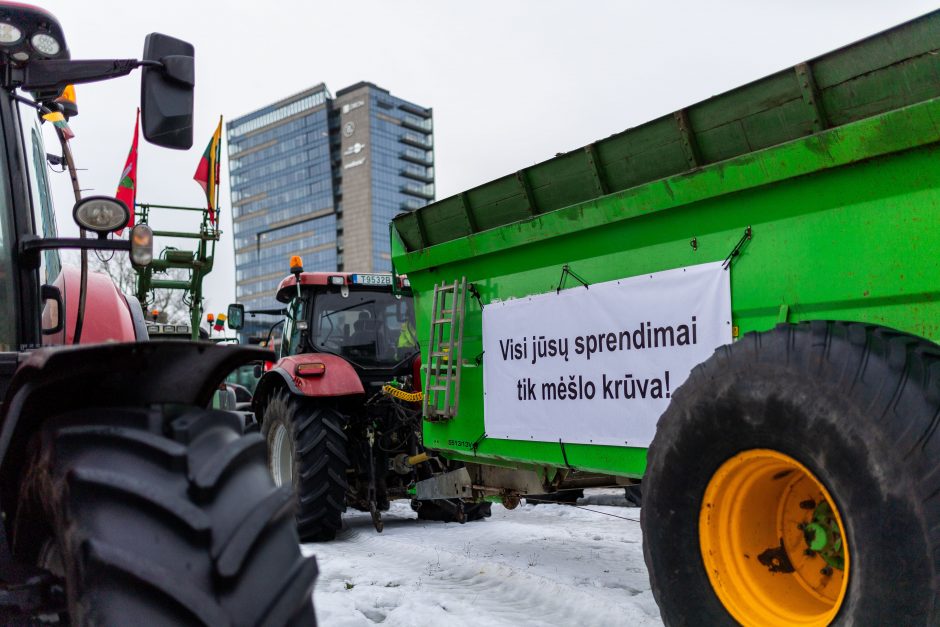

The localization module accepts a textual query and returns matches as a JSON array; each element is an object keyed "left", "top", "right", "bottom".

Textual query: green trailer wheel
[{"left": 642, "top": 322, "right": 940, "bottom": 625}]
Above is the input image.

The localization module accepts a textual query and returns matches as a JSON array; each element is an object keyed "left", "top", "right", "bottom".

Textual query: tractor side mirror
[
  {"left": 227, "top": 304, "right": 245, "bottom": 331},
  {"left": 41, "top": 284, "right": 64, "bottom": 336},
  {"left": 141, "top": 33, "right": 194, "bottom": 149}
]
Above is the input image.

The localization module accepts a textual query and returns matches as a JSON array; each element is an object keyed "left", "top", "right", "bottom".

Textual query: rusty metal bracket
[
  {"left": 414, "top": 209, "right": 429, "bottom": 250},
  {"left": 516, "top": 170, "right": 538, "bottom": 215},
  {"left": 722, "top": 226, "right": 753, "bottom": 270},
  {"left": 559, "top": 439, "right": 573, "bottom": 469},
  {"left": 471, "top": 431, "right": 487, "bottom": 454},
  {"left": 795, "top": 62, "right": 828, "bottom": 133},
  {"left": 673, "top": 108, "right": 702, "bottom": 168},
  {"left": 583, "top": 143, "right": 610, "bottom": 196},
  {"left": 556, "top": 264, "right": 590, "bottom": 293},
  {"left": 467, "top": 282, "right": 484, "bottom": 310},
  {"left": 458, "top": 192, "right": 477, "bottom": 234}
]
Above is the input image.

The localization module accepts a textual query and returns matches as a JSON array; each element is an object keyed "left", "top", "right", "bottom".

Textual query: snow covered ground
[{"left": 304, "top": 490, "right": 663, "bottom": 626}]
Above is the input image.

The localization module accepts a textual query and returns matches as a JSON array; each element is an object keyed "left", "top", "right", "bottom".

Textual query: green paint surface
[{"left": 391, "top": 14, "right": 940, "bottom": 479}]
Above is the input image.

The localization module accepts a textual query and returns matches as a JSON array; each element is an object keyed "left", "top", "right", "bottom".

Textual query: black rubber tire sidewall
[
  {"left": 13, "top": 406, "right": 318, "bottom": 625},
  {"left": 262, "top": 390, "right": 349, "bottom": 542},
  {"left": 643, "top": 324, "right": 937, "bottom": 626},
  {"left": 262, "top": 393, "right": 299, "bottom": 491}
]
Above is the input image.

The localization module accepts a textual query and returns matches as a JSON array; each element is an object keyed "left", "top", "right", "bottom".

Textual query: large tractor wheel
[
  {"left": 13, "top": 406, "right": 317, "bottom": 625},
  {"left": 263, "top": 390, "right": 349, "bottom": 542},
  {"left": 643, "top": 322, "right": 940, "bottom": 626}
]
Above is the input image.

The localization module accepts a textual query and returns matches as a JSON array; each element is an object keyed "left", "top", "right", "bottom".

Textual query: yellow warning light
[
  {"left": 207, "top": 313, "right": 215, "bottom": 323},
  {"left": 55, "top": 84, "right": 78, "bottom": 117},
  {"left": 290, "top": 255, "right": 304, "bottom": 275},
  {"left": 57, "top": 84, "right": 76, "bottom": 104}
]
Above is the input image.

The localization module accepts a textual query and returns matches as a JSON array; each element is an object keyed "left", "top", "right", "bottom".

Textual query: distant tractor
[{"left": 231, "top": 257, "right": 489, "bottom": 541}]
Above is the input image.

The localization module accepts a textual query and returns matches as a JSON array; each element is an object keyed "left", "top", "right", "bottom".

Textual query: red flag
[
  {"left": 194, "top": 116, "right": 223, "bottom": 225},
  {"left": 115, "top": 108, "right": 140, "bottom": 234}
]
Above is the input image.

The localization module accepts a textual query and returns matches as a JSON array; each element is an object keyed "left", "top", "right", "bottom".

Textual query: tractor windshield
[{"left": 311, "top": 288, "right": 417, "bottom": 368}]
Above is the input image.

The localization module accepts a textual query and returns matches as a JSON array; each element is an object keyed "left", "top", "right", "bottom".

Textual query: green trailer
[{"left": 391, "top": 12, "right": 940, "bottom": 626}]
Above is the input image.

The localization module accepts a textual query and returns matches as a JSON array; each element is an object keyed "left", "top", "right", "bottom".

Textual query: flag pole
[{"left": 215, "top": 116, "right": 222, "bottom": 228}]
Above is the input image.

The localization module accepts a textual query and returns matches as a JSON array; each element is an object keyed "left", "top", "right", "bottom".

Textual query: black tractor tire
[
  {"left": 525, "top": 489, "right": 583, "bottom": 506},
  {"left": 13, "top": 406, "right": 317, "bottom": 625},
  {"left": 643, "top": 322, "right": 940, "bottom": 626},
  {"left": 623, "top": 484, "right": 642, "bottom": 507},
  {"left": 262, "top": 390, "right": 349, "bottom": 542},
  {"left": 414, "top": 499, "right": 492, "bottom": 523}
]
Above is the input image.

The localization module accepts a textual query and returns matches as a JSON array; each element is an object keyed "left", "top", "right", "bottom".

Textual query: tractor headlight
[
  {"left": 0, "top": 23, "right": 22, "bottom": 44},
  {"left": 73, "top": 196, "right": 129, "bottom": 235},
  {"left": 30, "top": 32, "right": 60, "bottom": 56}
]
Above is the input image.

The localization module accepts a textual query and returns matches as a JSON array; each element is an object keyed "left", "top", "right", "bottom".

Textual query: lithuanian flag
[
  {"left": 193, "top": 116, "right": 223, "bottom": 225},
  {"left": 42, "top": 110, "right": 74, "bottom": 140}
]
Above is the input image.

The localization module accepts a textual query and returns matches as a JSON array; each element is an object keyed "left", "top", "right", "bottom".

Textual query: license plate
[{"left": 351, "top": 273, "right": 393, "bottom": 286}]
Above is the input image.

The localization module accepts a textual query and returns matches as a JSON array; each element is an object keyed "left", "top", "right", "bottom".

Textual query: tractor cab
[{"left": 271, "top": 259, "right": 418, "bottom": 383}]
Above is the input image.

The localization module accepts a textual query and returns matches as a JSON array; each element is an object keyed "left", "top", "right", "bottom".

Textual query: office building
[{"left": 227, "top": 82, "right": 434, "bottom": 339}]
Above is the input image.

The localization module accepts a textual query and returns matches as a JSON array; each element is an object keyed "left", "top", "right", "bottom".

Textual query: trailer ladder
[{"left": 423, "top": 277, "right": 467, "bottom": 421}]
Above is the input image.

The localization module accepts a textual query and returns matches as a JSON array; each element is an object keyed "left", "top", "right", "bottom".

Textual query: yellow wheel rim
[{"left": 699, "top": 449, "right": 849, "bottom": 626}]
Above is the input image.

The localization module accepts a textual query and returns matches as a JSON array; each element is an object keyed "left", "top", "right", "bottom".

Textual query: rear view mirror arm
[
  {"left": 17, "top": 58, "right": 140, "bottom": 91},
  {"left": 16, "top": 56, "right": 192, "bottom": 92},
  {"left": 18, "top": 236, "right": 130, "bottom": 270}
]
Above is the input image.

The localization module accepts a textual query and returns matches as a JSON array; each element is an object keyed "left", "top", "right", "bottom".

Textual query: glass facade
[
  {"left": 227, "top": 82, "right": 433, "bottom": 341},
  {"left": 367, "top": 90, "right": 434, "bottom": 271}
]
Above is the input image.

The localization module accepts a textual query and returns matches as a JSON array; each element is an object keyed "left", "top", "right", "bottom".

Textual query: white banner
[{"left": 482, "top": 262, "right": 731, "bottom": 447}]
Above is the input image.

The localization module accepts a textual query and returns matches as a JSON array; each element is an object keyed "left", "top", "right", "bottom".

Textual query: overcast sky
[{"left": 36, "top": 0, "right": 937, "bottom": 321}]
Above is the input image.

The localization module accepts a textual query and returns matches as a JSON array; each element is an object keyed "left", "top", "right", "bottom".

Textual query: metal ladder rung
[{"left": 423, "top": 277, "right": 467, "bottom": 422}]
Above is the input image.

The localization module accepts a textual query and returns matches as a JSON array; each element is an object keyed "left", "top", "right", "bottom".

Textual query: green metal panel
[
  {"left": 391, "top": 13, "right": 940, "bottom": 480},
  {"left": 393, "top": 11, "right": 940, "bottom": 252}
]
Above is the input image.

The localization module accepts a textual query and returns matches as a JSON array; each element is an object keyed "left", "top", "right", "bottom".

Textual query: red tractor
[
  {"left": 0, "top": 5, "right": 315, "bottom": 623},
  {"left": 232, "top": 257, "right": 490, "bottom": 541}
]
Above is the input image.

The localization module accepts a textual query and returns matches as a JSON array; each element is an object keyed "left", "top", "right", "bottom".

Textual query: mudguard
[
  {"left": 252, "top": 353, "right": 364, "bottom": 416},
  {"left": 0, "top": 342, "right": 274, "bottom": 501}
]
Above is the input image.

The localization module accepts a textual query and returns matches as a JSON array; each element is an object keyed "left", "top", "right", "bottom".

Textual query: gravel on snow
[{"left": 304, "top": 491, "right": 663, "bottom": 626}]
